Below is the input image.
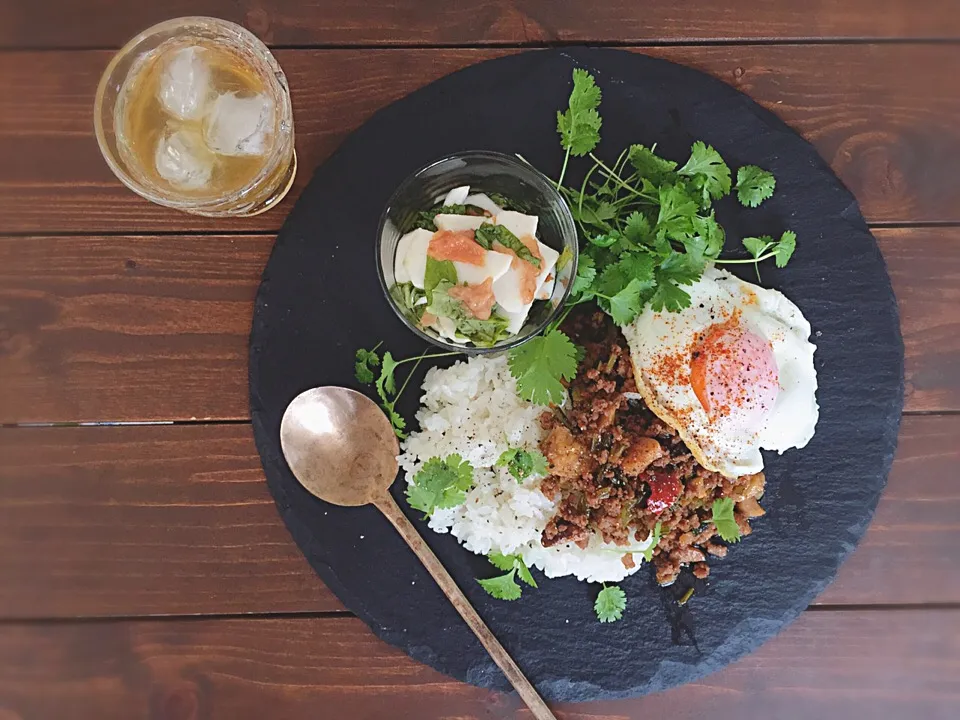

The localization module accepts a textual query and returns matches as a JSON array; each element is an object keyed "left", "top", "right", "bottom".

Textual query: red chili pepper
[{"left": 647, "top": 472, "right": 682, "bottom": 515}]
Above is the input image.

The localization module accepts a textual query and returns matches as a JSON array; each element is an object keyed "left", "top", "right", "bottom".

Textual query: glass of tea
[{"left": 94, "top": 17, "right": 296, "bottom": 217}]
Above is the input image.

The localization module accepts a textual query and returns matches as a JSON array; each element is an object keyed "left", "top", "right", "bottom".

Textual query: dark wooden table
[{"left": 1, "top": 3, "right": 959, "bottom": 718}]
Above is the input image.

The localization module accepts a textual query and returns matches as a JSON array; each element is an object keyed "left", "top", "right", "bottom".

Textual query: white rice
[{"left": 399, "top": 354, "right": 653, "bottom": 583}]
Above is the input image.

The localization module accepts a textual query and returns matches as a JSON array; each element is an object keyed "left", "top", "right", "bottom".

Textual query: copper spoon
[{"left": 280, "top": 387, "right": 556, "bottom": 720}]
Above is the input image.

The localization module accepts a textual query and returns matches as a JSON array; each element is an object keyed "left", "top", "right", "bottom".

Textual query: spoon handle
[{"left": 374, "top": 493, "right": 556, "bottom": 720}]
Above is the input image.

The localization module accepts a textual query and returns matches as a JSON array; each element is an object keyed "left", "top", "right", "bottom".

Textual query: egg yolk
[{"left": 690, "top": 324, "right": 779, "bottom": 423}]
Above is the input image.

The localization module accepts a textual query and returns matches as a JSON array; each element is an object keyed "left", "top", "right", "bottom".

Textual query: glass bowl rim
[{"left": 375, "top": 149, "right": 579, "bottom": 355}]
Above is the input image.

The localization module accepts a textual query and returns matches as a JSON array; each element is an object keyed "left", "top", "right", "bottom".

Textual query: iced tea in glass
[{"left": 94, "top": 17, "right": 296, "bottom": 217}]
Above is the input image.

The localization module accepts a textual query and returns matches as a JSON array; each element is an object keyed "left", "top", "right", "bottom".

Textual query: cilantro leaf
[
  {"left": 623, "top": 211, "right": 655, "bottom": 249},
  {"left": 355, "top": 347, "right": 381, "bottom": 385},
  {"left": 556, "top": 68, "right": 602, "bottom": 157},
  {"left": 595, "top": 254, "right": 655, "bottom": 306},
  {"left": 406, "top": 454, "right": 475, "bottom": 517},
  {"left": 486, "top": 552, "right": 538, "bottom": 589},
  {"left": 570, "top": 253, "right": 597, "bottom": 299},
  {"left": 736, "top": 165, "right": 776, "bottom": 208},
  {"left": 477, "top": 569, "right": 522, "bottom": 601},
  {"left": 711, "top": 497, "right": 741, "bottom": 543},
  {"left": 573, "top": 198, "right": 618, "bottom": 232},
  {"left": 588, "top": 232, "right": 620, "bottom": 249},
  {"left": 595, "top": 585, "right": 626, "bottom": 623},
  {"left": 384, "top": 404, "right": 406, "bottom": 438},
  {"left": 774, "top": 230, "right": 796, "bottom": 267},
  {"left": 689, "top": 213, "right": 725, "bottom": 264},
  {"left": 376, "top": 351, "right": 400, "bottom": 398},
  {"left": 627, "top": 144, "right": 677, "bottom": 185},
  {"left": 657, "top": 251, "right": 701, "bottom": 287},
  {"left": 475, "top": 223, "right": 540, "bottom": 268},
  {"left": 742, "top": 235, "right": 774, "bottom": 258},
  {"left": 556, "top": 246, "right": 574, "bottom": 272},
  {"left": 496, "top": 447, "right": 549, "bottom": 482},
  {"left": 655, "top": 183, "right": 699, "bottom": 240},
  {"left": 507, "top": 329, "right": 578, "bottom": 406},
  {"left": 516, "top": 561, "right": 537, "bottom": 588},
  {"left": 604, "top": 278, "right": 649, "bottom": 325},
  {"left": 649, "top": 280, "right": 691, "bottom": 313},
  {"left": 488, "top": 552, "right": 518, "bottom": 572},
  {"left": 678, "top": 141, "right": 731, "bottom": 201}
]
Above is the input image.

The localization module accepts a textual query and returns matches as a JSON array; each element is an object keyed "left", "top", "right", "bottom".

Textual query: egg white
[{"left": 621, "top": 267, "right": 819, "bottom": 478}]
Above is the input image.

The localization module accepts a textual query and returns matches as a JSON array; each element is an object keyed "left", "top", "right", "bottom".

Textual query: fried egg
[{"left": 621, "top": 267, "right": 818, "bottom": 478}]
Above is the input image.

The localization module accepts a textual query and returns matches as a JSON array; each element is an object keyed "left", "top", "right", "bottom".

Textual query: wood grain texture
[
  {"left": 0, "top": 423, "right": 337, "bottom": 617},
  {"left": 1, "top": 45, "right": 959, "bottom": 232},
  {"left": 0, "top": 611, "right": 957, "bottom": 720},
  {"left": 1, "top": 228, "right": 953, "bottom": 425},
  {"left": 2, "top": 0, "right": 959, "bottom": 49},
  {"left": 0, "top": 415, "right": 956, "bottom": 619}
]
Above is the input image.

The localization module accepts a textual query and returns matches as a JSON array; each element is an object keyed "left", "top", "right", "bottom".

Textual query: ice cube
[
  {"left": 158, "top": 46, "right": 211, "bottom": 121},
  {"left": 203, "top": 92, "right": 274, "bottom": 157},
  {"left": 154, "top": 127, "right": 215, "bottom": 190}
]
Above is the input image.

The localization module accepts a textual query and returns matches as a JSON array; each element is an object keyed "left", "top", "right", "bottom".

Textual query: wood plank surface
[
  {"left": 0, "top": 415, "right": 955, "bottom": 619},
  {"left": 0, "top": 610, "right": 957, "bottom": 720},
  {"left": 2, "top": 44, "right": 959, "bottom": 233},
  {"left": 0, "top": 423, "right": 337, "bottom": 617},
  {"left": 2, "top": 0, "right": 959, "bottom": 49},
  {"left": 1, "top": 227, "right": 953, "bottom": 425}
]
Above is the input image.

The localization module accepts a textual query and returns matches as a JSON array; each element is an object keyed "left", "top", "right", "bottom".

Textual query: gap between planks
[
  {"left": 3, "top": 602, "right": 960, "bottom": 626},
  {"left": 4, "top": 38, "right": 960, "bottom": 54}
]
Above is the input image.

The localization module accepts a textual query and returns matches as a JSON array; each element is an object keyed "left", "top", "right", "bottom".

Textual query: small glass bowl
[{"left": 377, "top": 151, "right": 578, "bottom": 354}]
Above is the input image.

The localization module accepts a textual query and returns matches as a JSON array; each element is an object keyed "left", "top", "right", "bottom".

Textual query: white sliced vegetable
[
  {"left": 443, "top": 185, "right": 470, "bottom": 206},
  {"left": 533, "top": 241, "right": 560, "bottom": 291},
  {"left": 536, "top": 274, "right": 555, "bottom": 300},
  {"left": 454, "top": 250, "right": 513, "bottom": 285},
  {"left": 495, "top": 210, "right": 538, "bottom": 240},
  {"left": 492, "top": 267, "right": 532, "bottom": 314},
  {"left": 434, "top": 214, "right": 486, "bottom": 232},
  {"left": 393, "top": 231, "right": 416, "bottom": 284},
  {"left": 493, "top": 239, "right": 560, "bottom": 313},
  {"left": 465, "top": 193, "right": 503, "bottom": 216},
  {"left": 497, "top": 308, "right": 529, "bottom": 335},
  {"left": 400, "top": 228, "right": 434, "bottom": 289}
]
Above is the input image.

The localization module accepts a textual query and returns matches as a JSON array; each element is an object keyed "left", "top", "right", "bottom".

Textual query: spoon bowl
[{"left": 280, "top": 387, "right": 399, "bottom": 507}]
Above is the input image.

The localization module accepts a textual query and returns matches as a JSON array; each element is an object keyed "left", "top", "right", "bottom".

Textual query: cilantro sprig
[
  {"left": 549, "top": 69, "right": 798, "bottom": 330},
  {"left": 711, "top": 497, "right": 741, "bottom": 543},
  {"left": 406, "top": 454, "right": 475, "bottom": 517},
  {"left": 595, "top": 584, "right": 626, "bottom": 623},
  {"left": 478, "top": 552, "right": 538, "bottom": 600},
  {"left": 354, "top": 343, "right": 382, "bottom": 384},
  {"left": 556, "top": 68, "right": 602, "bottom": 186},
  {"left": 716, "top": 230, "right": 796, "bottom": 281},
  {"left": 496, "top": 447, "right": 549, "bottom": 482},
  {"left": 354, "top": 345, "right": 459, "bottom": 437}
]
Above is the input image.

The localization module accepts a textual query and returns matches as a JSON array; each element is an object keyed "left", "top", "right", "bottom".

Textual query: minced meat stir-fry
[{"left": 538, "top": 310, "right": 766, "bottom": 586}]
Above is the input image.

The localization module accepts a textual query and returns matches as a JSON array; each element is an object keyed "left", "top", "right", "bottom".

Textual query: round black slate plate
[{"left": 249, "top": 48, "right": 904, "bottom": 702}]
